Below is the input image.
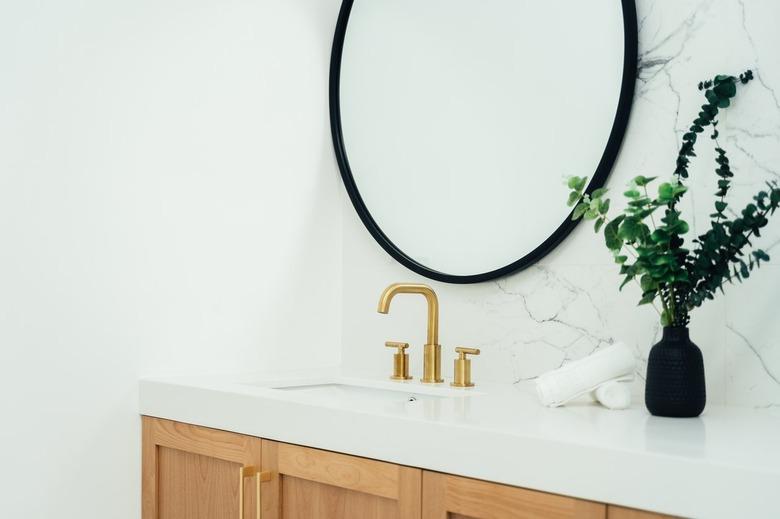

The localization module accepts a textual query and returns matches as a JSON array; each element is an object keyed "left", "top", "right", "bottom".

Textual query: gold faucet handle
[
  {"left": 385, "top": 341, "right": 410, "bottom": 352},
  {"left": 455, "top": 347, "right": 480, "bottom": 358},
  {"left": 386, "top": 342, "right": 412, "bottom": 380},
  {"left": 452, "top": 346, "right": 480, "bottom": 388}
]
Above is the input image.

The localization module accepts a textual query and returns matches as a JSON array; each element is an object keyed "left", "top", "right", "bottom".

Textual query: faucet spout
[
  {"left": 377, "top": 283, "right": 439, "bottom": 345},
  {"left": 377, "top": 283, "right": 442, "bottom": 383}
]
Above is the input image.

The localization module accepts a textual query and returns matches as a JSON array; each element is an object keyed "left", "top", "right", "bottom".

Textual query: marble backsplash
[{"left": 340, "top": 0, "right": 780, "bottom": 409}]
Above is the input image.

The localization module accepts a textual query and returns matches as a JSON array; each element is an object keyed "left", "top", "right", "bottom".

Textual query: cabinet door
[
  {"left": 607, "top": 505, "right": 676, "bottom": 519},
  {"left": 261, "top": 440, "right": 422, "bottom": 519},
  {"left": 423, "top": 471, "right": 606, "bottom": 519},
  {"left": 142, "top": 417, "right": 264, "bottom": 519}
]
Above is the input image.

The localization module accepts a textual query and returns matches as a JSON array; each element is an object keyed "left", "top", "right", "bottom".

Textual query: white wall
[
  {"left": 0, "top": 1, "right": 342, "bottom": 517},
  {"left": 341, "top": 0, "right": 780, "bottom": 410}
]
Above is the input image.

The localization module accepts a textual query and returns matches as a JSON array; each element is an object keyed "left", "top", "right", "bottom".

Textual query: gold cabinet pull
[{"left": 239, "top": 466, "right": 272, "bottom": 519}]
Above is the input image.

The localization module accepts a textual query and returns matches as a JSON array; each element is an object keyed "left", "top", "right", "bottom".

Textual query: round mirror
[{"left": 330, "top": 0, "right": 637, "bottom": 283}]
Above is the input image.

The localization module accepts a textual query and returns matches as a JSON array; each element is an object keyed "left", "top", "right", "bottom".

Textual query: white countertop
[{"left": 139, "top": 368, "right": 780, "bottom": 519}]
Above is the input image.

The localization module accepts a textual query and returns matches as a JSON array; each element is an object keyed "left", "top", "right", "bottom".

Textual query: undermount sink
[
  {"left": 254, "top": 378, "right": 481, "bottom": 412},
  {"left": 274, "top": 382, "right": 447, "bottom": 404}
]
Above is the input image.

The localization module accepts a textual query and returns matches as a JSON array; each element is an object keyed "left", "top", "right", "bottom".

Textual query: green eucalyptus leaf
[
  {"left": 618, "top": 217, "right": 642, "bottom": 242},
  {"left": 714, "top": 80, "right": 737, "bottom": 98},
  {"left": 640, "top": 274, "right": 656, "bottom": 292},
  {"left": 658, "top": 183, "right": 674, "bottom": 202},
  {"left": 604, "top": 215, "right": 625, "bottom": 250},
  {"left": 567, "top": 176, "right": 585, "bottom": 190},
  {"left": 638, "top": 291, "right": 657, "bottom": 305},
  {"left": 753, "top": 249, "right": 770, "bottom": 262},
  {"left": 650, "top": 229, "right": 670, "bottom": 243},
  {"left": 633, "top": 175, "right": 657, "bottom": 186},
  {"left": 740, "top": 261, "right": 750, "bottom": 278},
  {"left": 572, "top": 201, "right": 589, "bottom": 220}
]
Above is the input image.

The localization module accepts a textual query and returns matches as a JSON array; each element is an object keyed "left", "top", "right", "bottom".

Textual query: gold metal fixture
[
  {"left": 385, "top": 341, "right": 413, "bottom": 380},
  {"left": 239, "top": 466, "right": 271, "bottom": 519},
  {"left": 377, "top": 283, "right": 443, "bottom": 383},
  {"left": 451, "top": 347, "right": 480, "bottom": 388}
]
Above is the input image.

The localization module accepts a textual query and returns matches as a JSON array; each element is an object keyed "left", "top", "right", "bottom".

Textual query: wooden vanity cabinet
[
  {"left": 142, "top": 417, "right": 263, "bottom": 519},
  {"left": 260, "top": 440, "right": 421, "bottom": 518},
  {"left": 142, "top": 417, "right": 670, "bottom": 519},
  {"left": 142, "top": 417, "right": 420, "bottom": 519},
  {"left": 423, "top": 471, "right": 606, "bottom": 519}
]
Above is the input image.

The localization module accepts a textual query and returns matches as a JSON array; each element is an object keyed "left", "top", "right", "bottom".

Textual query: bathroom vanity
[
  {"left": 142, "top": 417, "right": 644, "bottom": 519},
  {"left": 139, "top": 371, "right": 780, "bottom": 518}
]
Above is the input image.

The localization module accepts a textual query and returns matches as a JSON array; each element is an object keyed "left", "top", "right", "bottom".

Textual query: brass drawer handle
[{"left": 239, "top": 466, "right": 271, "bottom": 519}]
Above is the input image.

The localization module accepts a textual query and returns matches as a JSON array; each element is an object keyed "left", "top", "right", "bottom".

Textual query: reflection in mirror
[{"left": 332, "top": 0, "right": 636, "bottom": 282}]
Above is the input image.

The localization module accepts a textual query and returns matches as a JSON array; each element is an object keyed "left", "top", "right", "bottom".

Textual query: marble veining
[{"left": 341, "top": 0, "right": 780, "bottom": 409}]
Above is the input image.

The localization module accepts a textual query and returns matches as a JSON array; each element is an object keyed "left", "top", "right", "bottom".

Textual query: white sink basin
[
  {"left": 248, "top": 377, "right": 481, "bottom": 413},
  {"left": 274, "top": 382, "right": 446, "bottom": 404}
]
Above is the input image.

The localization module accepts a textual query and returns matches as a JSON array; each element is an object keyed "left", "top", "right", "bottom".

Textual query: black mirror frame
[{"left": 329, "top": 0, "right": 638, "bottom": 284}]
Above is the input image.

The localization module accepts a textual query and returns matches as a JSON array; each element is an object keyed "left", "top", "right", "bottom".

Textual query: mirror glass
[{"left": 333, "top": 0, "right": 635, "bottom": 282}]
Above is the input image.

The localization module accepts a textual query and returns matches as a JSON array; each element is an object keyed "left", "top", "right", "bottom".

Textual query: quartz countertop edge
[{"left": 139, "top": 370, "right": 780, "bottom": 519}]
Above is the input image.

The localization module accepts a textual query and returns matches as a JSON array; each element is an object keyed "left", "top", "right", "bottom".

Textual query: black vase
[{"left": 645, "top": 326, "right": 706, "bottom": 417}]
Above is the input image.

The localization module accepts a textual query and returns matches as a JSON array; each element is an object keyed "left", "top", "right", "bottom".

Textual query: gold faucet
[{"left": 377, "top": 283, "right": 443, "bottom": 384}]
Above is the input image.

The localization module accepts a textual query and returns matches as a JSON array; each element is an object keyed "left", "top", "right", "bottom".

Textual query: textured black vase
[{"left": 645, "top": 326, "right": 706, "bottom": 417}]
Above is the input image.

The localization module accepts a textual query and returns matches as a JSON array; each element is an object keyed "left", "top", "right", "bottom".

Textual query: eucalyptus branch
[
  {"left": 688, "top": 191, "right": 779, "bottom": 308},
  {"left": 562, "top": 69, "right": 779, "bottom": 328}
]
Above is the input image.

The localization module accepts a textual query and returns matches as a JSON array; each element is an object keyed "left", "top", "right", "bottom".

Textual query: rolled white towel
[
  {"left": 593, "top": 379, "right": 632, "bottom": 410},
  {"left": 535, "top": 342, "right": 635, "bottom": 408}
]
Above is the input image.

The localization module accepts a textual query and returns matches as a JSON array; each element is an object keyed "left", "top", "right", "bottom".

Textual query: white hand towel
[
  {"left": 592, "top": 379, "right": 632, "bottom": 410},
  {"left": 535, "top": 342, "right": 635, "bottom": 408}
]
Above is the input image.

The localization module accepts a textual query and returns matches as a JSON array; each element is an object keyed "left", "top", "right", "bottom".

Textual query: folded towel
[
  {"left": 592, "top": 379, "right": 632, "bottom": 410},
  {"left": 535, "top": 342, "right": 636, "bottom": 408}
]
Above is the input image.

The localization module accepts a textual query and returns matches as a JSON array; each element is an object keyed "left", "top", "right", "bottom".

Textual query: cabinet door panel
[
  {"left": 142, "top": 417, "right": 263, "bottom": 519},
  {"left": 262, "top": 440, "right": 421, "bottom": 519},
  {"left": 157, "top": 447, "right": 240, "bottom": 519},
  {"left": 607, "top": 505, "right": 677, "bottom": 519},
  {"left": 423, "top": 471, "right": 606, "bottom": 519}
]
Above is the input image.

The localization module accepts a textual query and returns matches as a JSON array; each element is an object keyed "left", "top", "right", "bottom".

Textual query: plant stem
[
  {"left": 713, "top": 137, "right": 727, "bottom": 227},
  {"left": 644, "top": 186, "right": 658, "bottom": 230},
  {"left": 660, "top": 295, "right": 670, "bottom": 322}
]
